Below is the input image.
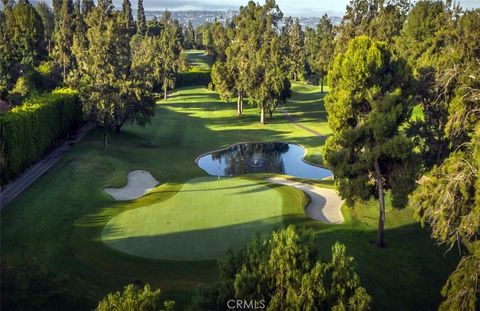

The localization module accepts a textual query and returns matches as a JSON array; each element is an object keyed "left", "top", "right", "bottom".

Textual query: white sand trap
[
  {"left": 266, "top": 177, "right": 344, "bottom": 224},
  {"left": 104, "top": 170, "right": 159, "bottom": 201}
]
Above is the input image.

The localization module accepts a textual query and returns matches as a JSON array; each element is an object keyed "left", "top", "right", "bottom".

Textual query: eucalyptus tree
[{"left": 325, "top": 36, "right": 417, "bottom": 247}]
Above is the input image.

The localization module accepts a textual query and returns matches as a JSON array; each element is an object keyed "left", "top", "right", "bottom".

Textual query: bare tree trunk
[
  {"left": 237, "top": 94, "right": 241, "bottom": 116},
  {"left": 374, "top": 159, "right": 385, "bottom": 247},
  {"left": 164, "top": 78, "right": 168, "bottom": 101},
  {"left": 63, "top": 56, "right": 67, "bottom": 81},
  {"left": 320, "top": 71, "right": 324, "bottom": 94},
  {"left": 240, "top": 92, "right": 243, "bottom": 114},
  {"left": 237, "top": 90, "right": 243, "bottom": 116},
  {"left": 103, "top": 130, "right": 108, "bottom": 151},
  {"left": 260, "top": 104, "right": 265, "bottom": 124}
]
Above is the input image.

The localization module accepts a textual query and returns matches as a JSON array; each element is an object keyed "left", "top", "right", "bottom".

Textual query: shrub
[
  {"left": 96, "top": 284, "right": 174, "bottom": 311},
  {"left": 0, "top": 88, "right": 82, "bottom": 185}
]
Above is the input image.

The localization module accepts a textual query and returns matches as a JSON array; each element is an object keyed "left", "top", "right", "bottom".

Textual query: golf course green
[
  {"left": 0, "top": 52, "right": 460, "bottom": 309},
  {"left": 102, "top": 177, "right": 307, "bottom": 260}
]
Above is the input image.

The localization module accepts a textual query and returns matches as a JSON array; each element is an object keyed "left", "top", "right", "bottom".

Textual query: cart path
[
  {"left": 0, "top": 124, "right": 94, "bottom": 209},
  {"left": 266, "top": 177, "right": 344, "bottom": 224}
]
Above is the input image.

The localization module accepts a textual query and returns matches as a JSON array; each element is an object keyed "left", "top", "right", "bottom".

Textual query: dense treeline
[
  {"left": 0, "top": 0, "right": 185, "bottom": 150},
  {"left": 0, "top": 88, "right": 81, "bottom": 184},
  {"left": 0, "top": 0, "right": 478, "bottom": 309}
]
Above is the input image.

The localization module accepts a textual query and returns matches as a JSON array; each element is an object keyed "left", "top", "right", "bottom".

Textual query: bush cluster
[{"left": 0, "top": 88, "right": 82, "bottom": 185}]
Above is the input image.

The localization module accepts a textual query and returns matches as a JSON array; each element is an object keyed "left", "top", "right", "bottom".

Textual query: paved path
[
  {"left": 266, "top": 177, "right": 344, "bottom": 224},
  {"left": 0, "top": 124, "right": 94, "bottom": 209},
  {"left": 278, "top": 105, "right": 326, "bottom": 138}
]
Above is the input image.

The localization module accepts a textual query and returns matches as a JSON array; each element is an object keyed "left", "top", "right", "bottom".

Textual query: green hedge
[
  {"left": 176, "top": 71, "right": 212, "bottom": 88},
  {"left": 0, "top": 88, "right": 82, "bottom": 185}
]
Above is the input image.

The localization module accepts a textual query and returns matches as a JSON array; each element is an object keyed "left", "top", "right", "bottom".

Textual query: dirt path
[
  {"left": 0, "top": 124, "right": 93, "bottom": 209},
  {"left": 266, "top": 177, "right": 344, "bottom": 224}
]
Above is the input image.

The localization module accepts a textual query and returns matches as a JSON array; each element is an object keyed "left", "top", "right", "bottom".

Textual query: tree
[
  {"left": 120, "top": 0, "right": 134, "bottom": 36},
  {"left": 73, "top": 2, "right": 155, "bottom": 150},
  {"left": 399, "top": 1, "right": 462, "bottom": 170},
  {"left": 53, "top": 0, "right": 75, "bottom": 80},
  {"left": 4, "top": 0, "right": 46, "bottom": 66},
  {"left": 136, "top": 0, "right": 146, "bottom": 36},
  {"left": 183, "top": 21, "right": 195, "bottom": 49},
  {"left": 336, "top": 0, "right": 410, "bottom": 53},
  {"left": 96, "top": 284, "right": 174, "bottom": 311},
  {"left": 71, "top": 0, "right": 87, "bottom": 56},
  {"left": 325, "top": 36, "right": 416, "bottom": 247},
  {"left": 35, "top": 2, "right": 54, "bottom": 54},
  {"left": 81, "top": 0, "right": 94, "bottom": 18},
  {"left": 306, "top": 14, "right": 335, "bottom": 93},
  {"left": 190, "top": 226, "right": 371, "bottom": 310},
  {"left": 158, "top": 11, "right": 182, "bottom": 101},
  {"left": 287, "top": 18, "right": 305, "bottom": 81},
  {"left": 410, "top": 16, "right": 480, "bottom": 307},
  {"left": 227, "top": 0, "right": 290, "bottom": 124}
]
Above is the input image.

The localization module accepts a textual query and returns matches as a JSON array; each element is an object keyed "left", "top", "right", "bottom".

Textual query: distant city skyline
[
  {"left": 32, "top": 0, "right": 480, "bottom": 17},
  {"left": 125, "top": 0, "right": 479, "bottom": 17}
]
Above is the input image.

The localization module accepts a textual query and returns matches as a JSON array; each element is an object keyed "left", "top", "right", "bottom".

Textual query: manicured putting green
[{"left": 102, "top": 177, "right": 306, "bottom": 260}]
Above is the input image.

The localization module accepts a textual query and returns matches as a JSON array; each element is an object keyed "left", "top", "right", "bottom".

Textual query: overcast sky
[{"left": 126, "top": 0, "right": 480, "bottom": 16}]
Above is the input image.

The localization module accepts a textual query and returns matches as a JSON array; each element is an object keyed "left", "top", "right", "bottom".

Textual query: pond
[{"left": 196, "top": 142, "right": 333, "bottom": 180}]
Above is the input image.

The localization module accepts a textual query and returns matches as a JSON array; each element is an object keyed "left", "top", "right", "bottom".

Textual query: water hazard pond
[{"left": 196, "top": 142, "right": 333, "bottom": 180}]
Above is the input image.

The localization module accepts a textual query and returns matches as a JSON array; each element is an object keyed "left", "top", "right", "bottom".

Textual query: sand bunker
[
  {"left": 104, "top": 170, "right": 159, "bottom": 201},
  {"left": 266, "top": 177, "right": 344, "bottom": 224}
]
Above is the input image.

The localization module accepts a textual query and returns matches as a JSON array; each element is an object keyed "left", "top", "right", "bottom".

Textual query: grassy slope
[
  {"left": 102, "top": 177, "right": 307, "bottom": 260},
  {"left": 0, "top": 82, "right": 458, "bottom": 310},
  {"left": 184, "top": 50, "right": 213, "bottom": 72}
]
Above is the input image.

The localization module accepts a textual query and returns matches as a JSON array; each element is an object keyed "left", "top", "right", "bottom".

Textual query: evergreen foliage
[
  {"left": 325, "top": 36, "right": 417, "bottom": 246},
  {"left": 96, "top": 284, "right": 174, "bottom": 311},
  {"left": 190, "top": 226, "right": 371, "bottom": 310},
  {"left": 0, "top": 88, "right": 81, "bottom": 185}
]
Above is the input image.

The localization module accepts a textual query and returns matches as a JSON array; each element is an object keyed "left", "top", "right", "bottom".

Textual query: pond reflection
[{"left": 196, "top": 142, "right": 332, "bottom": 180}]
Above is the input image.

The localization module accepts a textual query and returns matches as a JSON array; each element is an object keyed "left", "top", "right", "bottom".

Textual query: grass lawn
[
  {"left": 184, "top": 50, "right": 213, "bottom": 72},
  {"left": 102, "top": 177, "right": 307, "bottom": 260},
  {"left": 0, "top": 82, "right": 459, "bottom": 310}
]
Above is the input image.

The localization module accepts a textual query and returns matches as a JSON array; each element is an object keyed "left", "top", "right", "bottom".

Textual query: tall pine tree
[
  {"left": 325, "top": 36, "right": 417, "bottom": 247},
  {"left": 136, "top": 0, "right": 146, "bottom": 36}
]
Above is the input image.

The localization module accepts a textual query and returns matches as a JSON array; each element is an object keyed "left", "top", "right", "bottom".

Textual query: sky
[{"left": 128, "top": 0, "right": 480, "bottom": 16}]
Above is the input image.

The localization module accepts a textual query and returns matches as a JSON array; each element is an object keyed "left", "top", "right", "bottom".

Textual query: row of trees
[
  {"left": 0, "top": 0, "right": 184, "bottom": 150},
  {"left": 210, "top": 0, "right": 291, "bottom": 124}
]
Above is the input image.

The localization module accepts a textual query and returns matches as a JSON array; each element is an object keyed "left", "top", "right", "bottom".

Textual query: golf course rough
[{"left": 101, "top": 177, "right": 308, "bottom": 260}]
